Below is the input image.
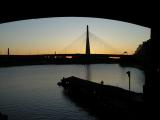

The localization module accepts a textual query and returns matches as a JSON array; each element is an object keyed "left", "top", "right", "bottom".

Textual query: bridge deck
[{"left": 0, "top": 54, "right": 132, "bottom": 57}]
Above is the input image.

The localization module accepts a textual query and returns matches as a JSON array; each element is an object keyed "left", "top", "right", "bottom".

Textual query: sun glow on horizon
[{"left": 0, "top": 17, "right": 150, "bottom": 55}]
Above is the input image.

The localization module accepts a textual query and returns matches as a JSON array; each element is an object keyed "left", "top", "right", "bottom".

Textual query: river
[{"left": 0, "top": 64, "right": 145, "bottom": 120}]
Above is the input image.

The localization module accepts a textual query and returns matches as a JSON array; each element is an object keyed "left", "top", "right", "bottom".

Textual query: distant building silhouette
[{"left": 8, "top": 48, "right": 9, "bottom": 55}]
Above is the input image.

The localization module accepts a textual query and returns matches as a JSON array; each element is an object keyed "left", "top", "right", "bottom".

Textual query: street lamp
[{"left": 126, "top": 71, "right": 131, "bottom": 95}]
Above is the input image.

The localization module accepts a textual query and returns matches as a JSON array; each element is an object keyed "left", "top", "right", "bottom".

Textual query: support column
[{"left": 86, "top": 25, "right": 90, "bottom": 55}]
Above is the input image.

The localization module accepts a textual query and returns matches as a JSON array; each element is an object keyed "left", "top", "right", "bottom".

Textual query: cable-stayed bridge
[
  {"left": 45, "top": 25, "right": 130, "bottom": 58},
  {"left": 0, "top": 25, "right": 132, "bottom": 65},
  {"left": 58, "top": 25, "right": 120, "bottom": 55}
]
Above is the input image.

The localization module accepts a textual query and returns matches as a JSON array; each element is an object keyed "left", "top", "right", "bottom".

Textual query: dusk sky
[{"left": 0, "top": 17, "right": 150, "bottom": 55}]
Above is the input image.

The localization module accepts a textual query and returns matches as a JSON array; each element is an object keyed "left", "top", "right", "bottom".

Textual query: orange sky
[{"left": 0, "top": 17, "right": 150, "bottom": 55}]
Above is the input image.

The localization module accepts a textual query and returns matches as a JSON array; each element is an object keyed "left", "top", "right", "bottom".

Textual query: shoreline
[
  {"left": 58, "top": 76, "right": 144, "bottom": 119},
  {"left": 0, "top": 62, "right": 145, "bottom": 69}
]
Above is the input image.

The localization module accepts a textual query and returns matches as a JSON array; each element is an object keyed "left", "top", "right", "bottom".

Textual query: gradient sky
[{"left": 0, "top": 17, "right": 150, "bottom": 55}]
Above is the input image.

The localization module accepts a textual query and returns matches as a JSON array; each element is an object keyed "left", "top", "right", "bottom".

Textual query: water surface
[{"left": 0, "top": 64, "right": 145, "bottom": 120}]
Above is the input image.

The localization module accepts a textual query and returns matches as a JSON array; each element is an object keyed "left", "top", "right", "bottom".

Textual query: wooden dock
[{"left": 58, "top": 76, "right": 144, "bottom": 119}]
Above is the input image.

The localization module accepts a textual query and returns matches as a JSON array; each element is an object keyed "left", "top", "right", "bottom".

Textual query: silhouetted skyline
[{"left": 0, "top": 17, "right": 150, "bottom": 55}]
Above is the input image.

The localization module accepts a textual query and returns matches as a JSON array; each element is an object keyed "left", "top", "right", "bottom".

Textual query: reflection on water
[
  {"left": 86, "top": 65, "right": 91, "bottom": 80},
  {"left": 0, "top": 64, "right": 145, "bottom": 120},
  {"left": 84, "top": 64, "right": 145, "bottom": 92}
]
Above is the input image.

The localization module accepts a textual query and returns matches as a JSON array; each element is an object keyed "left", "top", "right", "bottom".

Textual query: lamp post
[{"left": 126, "top": 71, "right": 131, "bottom": 95}]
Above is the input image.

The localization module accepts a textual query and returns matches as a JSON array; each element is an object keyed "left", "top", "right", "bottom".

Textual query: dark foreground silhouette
[
  {"left": 0, "top": 112, "right": 8, "bottom": 120},
  {"left": 58, "top": 76, "right": 145, "bottom": 120},
  {"left": 0, "top": 54, "right": 123, "bottom": 67}
]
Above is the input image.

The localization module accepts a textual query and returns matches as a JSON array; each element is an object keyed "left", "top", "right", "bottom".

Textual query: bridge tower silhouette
[
  {"left": 59, "top": 25, "right": 119, "bottom": 54},
  {"left": 86, "top": 25, "right": 90, "bottom": 55}
]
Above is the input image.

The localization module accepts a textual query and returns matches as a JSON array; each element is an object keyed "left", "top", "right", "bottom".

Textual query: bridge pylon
[{"left": 86, "top": 25, "right": 90, "bottom": 55}]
